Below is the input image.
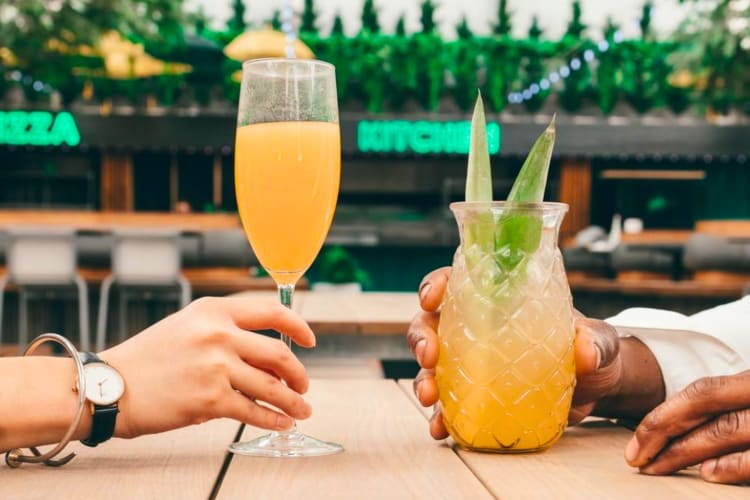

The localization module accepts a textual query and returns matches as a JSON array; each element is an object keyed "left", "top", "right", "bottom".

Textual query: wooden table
[
  {"left": 236, "top": 291, "right": 419, "bottom": 335},
  {"left": 2, "top": 380, "right": 746, "bottom": 499}
]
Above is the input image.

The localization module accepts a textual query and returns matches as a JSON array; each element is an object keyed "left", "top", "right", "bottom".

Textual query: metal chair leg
[
  {"left": 0, "top": 275, "right": 8, "bottom": 351},
  {"left": 74, "top": 275, "right": 90, "bottom": 352},
  {"left": 178, "top": 275, "right": 191, "bottom": 309},
  {"left": 96, "top": 275, "right": 115, "bottom": 352},
  {"left": 18, "top": 288, "right": 28, "bottom": 355}
]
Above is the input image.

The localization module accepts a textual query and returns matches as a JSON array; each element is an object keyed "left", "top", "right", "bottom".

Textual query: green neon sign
[
  {"left": 0, "top": 111, "right": 81, "bottom": 147},
  {"left": 357, "top": 120, "right": 501, "bottom": 155}
]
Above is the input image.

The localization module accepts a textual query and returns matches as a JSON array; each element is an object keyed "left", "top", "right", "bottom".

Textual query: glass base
[{"left": 228, "top": 430, "right": 344, "bottom": 458}]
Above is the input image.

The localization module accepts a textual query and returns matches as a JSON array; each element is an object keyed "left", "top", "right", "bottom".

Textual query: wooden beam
[
  {"left": 558, "top": 159, "right": 592, "bottom": 242},
  {"left": 100, "top": 152, "right": 134, "bottom": 212},
  {"left": 212, "top": 153, "right": 223, "bottom": 209}
]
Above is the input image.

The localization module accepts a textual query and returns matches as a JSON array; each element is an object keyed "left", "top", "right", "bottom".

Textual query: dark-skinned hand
[
  {"left": 626, "top": 370, "right": 750, "bottom": 485},
  {"left": 407, "top": 267, "right": 624, "bottom": 440}
]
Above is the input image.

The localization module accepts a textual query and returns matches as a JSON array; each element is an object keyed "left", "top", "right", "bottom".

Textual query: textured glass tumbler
[{"left": 436, "top": 202, "right": 576, "bottom": 453}]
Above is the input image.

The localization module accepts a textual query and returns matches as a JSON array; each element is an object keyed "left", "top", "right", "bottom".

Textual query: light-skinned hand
[{"left": 100, "top": 296, "right": 315, "bottom": 439}]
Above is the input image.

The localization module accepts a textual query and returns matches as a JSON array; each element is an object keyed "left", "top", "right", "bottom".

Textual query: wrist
[
  {"left": 593, "top": 335, "right": 665, "bottom": 420},
  {"left": 0, "top": 357, "right": 92, "bottom": 451},
  {"left": 98, "top": 349, "right": 134, "bottom": 440}
]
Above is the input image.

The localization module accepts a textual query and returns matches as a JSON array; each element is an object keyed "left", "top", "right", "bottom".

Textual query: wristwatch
[{"left": 78, "top": 352, "right": 125, "bottom": 447}]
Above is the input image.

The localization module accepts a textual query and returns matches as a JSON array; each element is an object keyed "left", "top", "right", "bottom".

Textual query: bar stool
[
  {"left": 0, "top": 227, "right": 90, "bottom": 353},
  {"left": 96, "top": 229, "right": 191, "bottom": 351}
]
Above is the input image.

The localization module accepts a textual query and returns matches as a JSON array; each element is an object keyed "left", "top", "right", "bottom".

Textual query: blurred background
[{"left": 0, "top": 0, "right": 748, "bottom": 366}]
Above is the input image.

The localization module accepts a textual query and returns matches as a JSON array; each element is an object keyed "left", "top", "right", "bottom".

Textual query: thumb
[{"left": 574, "top": 318, "right": 620, "bottom": 376}]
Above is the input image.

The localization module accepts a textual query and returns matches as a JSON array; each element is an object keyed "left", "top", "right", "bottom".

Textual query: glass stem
[{"left": 277, "top": 283, "right": 297, "bottom": 435}]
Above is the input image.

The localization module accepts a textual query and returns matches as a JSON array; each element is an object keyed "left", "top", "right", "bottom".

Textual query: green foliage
[
  {"left": 493, "top": 0, "right": 512, "bottom": 36},
  {"left": 301, "top": 0, "right": 318, "bottom": 35},
  {"left": 227, "top": 0, "right": 247, "bottom": 35},
  {"left": 671, "top": 0, "right": 750, "bottom": 115},
  {"left": 395, "top": 15, "right": 407, "bottom": 37},
  {"left": 566, "top": 0, "right": 586, "bottom": 38},
  {"left": 595, "top": 20, "right": 623, "bottom": 114},
  {"left": 316, "top": 246, "right": 371, "bottom": 288},
  {"left": 3, "top": 0, "right": 748, "bottom": 116},
  {"left": 558, "top": 0, "right": 591, "bottom": 112},
  {"left": 420, "top": 0, "right": 438, "bottom": 35},
  {"left": 270, "top": 10, "right": 282, "bottom": 30},
  {"left": 413, "top": 32, "right": 444, "bottom": 111},
  {"left": 387, "top": 19, "right": 417, "bottom": 110},
  {"left": 331, "top": 12, "right": 345, "bottom": 36},
  {"left": 521, "top": 17, "right": 549, "bottom": 112},
  {"left": 451, "top": 17, "right": 479, "bottom": 111},
  {"left": 361, "top": 0, "right": 381, "bottom": 34}
]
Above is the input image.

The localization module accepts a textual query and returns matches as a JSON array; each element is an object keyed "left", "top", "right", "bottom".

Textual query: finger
[
  {"left": 568, "top": 403, "right": 595, "bottom": 426},
  {"left": 406, "top": 311, "right": 440, "bottom": 368},
  {"left": 233, "top": 330, "right": 310, "bottom": 394},
  {"left": 201, "top": 296, "right": 316, "bottom": 348},
  {"left": 430, "top": 404, "right": 449, "bottom": 440},
  {"left": 573, "top": 317, "right": 619, "bottom": 376},
  {"left": 418, "top": 267, "right": 450, "bottom": 312},
  {"left": 230, "top": 361, "right": 312, "bottom": 420},
  {"left": 222, "top": 391, "right": 294, "bottom": 431},
  {"left": 627, "top": 371, "right": 750, "bottom": 468},
  {"left": 639, "top": 408, "right": 750, "bottom": 476},
  {"left": 701, "top": 449, "right": 750, "bottom": 485},
  {"left": 413, "top": 368, "right": 439, "bottom": 407}
]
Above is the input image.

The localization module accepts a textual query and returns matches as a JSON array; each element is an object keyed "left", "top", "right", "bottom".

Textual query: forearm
[
  {"left": 593, "top": 333, "right": 666, "bottom": 420},
  {"left": 0, "top": 357, "right": 93, "bottom": 452}
]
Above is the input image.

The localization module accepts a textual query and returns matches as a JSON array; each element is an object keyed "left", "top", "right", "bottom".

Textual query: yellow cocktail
[
  {"left": 230, "top": 58, "right": 343, "bottom": 458},
  {"left": 235, "top": 121, "right": 340, "bottom": 285},
  {"left": 436, "top": 202, "right": 576, "bottom": 452}
]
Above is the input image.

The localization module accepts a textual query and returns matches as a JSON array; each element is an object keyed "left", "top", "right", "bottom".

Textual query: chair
[
  {"left": 0, "top": 227, "right": 89, "bottom": 353},
  {"left": 96, "top": 229, "right": 191, "bottom": 351}
]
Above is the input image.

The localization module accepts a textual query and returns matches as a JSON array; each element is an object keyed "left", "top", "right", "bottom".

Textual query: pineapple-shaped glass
[{"left": 436, "top": 201, "right": 575, "bottom": 453}]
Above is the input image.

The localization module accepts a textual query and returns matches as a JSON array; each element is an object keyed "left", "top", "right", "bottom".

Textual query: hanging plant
[
  {"left": 450, "top": 17, "right": 481, "bottom": 112},
  {"left": 521, "top": 17, "right": 552, "bottom": 113},
  {"left": 412, "top": 0, "right": 444, "bottom": 111},
  {"left": 557, "top": 0, "right": 594, "bottom": 113}
]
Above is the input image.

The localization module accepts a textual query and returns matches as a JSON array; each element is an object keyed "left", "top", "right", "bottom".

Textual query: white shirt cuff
[{"left": 605, "top": 308, "right": 746, "bottom": 399}]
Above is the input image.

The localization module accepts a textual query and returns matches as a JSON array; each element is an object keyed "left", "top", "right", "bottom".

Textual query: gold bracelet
[{"left": 4, "top": 333, "right": 86, "bottom": 468}]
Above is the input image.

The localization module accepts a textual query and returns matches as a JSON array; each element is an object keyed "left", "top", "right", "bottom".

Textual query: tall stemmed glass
[{"left": 231, "top": 58, "right": 343, "bottom": 457}]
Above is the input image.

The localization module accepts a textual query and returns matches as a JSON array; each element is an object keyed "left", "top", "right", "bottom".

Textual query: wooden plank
[
  {"left": 217, "top": 380, "right": 493, "bottom": 500},
  {"left": 397, "top": 381, "right": 747, "bottom": 499},
  {"left": 696, "top": 220, "right": 750, "bottom": 237},
  {"left": 558, "top": 160, "right": 592, "bottom": 242},
  {"left": 100, "top": 153, "right": 134, "bottom": 212},
  {"left": 235, "top": 291, "right": 417, "bottom": 335},
  {"left": 620, "top": 230, "right": 693, "bottom": 246},
  {"left": 567, "top": 275, "right": 745, "bottom": 299},
  {"left": 0, "top": 210, "right": 241, "bottom": 232},
  {"left": 397, "top": 379, "right": 432, "bottom": 420},
  {"left": 459, "top": 421, "right": 747, "bottom": 499},
  {"left": 599, "top": 169, "right": 706, "bottom": 180},
  {"left": 0, "top": 419, "right": 239, "bottom": 500}
]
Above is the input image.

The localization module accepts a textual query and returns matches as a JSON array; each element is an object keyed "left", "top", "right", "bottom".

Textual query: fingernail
[
  {"left": 415, "top": 339, "right": 426, "bottom": 364},
  {"left": 594, "top": 344, "right": 603, "bottom": 370},
  {"left": 625, "top": 436, "right": 640, "bottom": 464},
  {"left": 702, "top": 458, "right": 718, "bottom": 478},
  {"left": 276, "top": 414, "right": 293, "bottom": 430},
  {"left": 419, "top": 283, "right": 432, "bottom": 303}
]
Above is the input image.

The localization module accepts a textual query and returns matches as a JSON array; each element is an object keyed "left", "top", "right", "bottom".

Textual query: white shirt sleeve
[{"left": 604, "top": 296, "right": 750, "bottom": 399}]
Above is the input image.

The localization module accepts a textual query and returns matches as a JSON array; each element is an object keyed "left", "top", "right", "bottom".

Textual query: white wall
[{"left": 186, "top": 0, "right": 688, "bottom": 39}]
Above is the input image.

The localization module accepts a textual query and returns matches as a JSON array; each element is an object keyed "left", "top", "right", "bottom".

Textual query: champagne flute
[{"left": 230, "top": 58, "right": 343, "bottom": 457}]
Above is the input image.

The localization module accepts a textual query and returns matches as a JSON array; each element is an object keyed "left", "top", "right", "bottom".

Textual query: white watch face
[{"left": 83, "top": 362, "right": 125, "bottom": 406}]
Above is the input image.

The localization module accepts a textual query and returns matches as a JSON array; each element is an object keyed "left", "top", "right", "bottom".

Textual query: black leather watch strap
[
  {"left": 81, "top": 405, "right": 119, "bottom": 447},
  {"left": 79, "top": 352, "right": 121, "bottom": 448}
]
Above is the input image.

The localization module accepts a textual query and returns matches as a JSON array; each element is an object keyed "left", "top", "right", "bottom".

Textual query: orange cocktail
[{"left": 235, "top": 121, "right": 340, "bottom": 285}]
